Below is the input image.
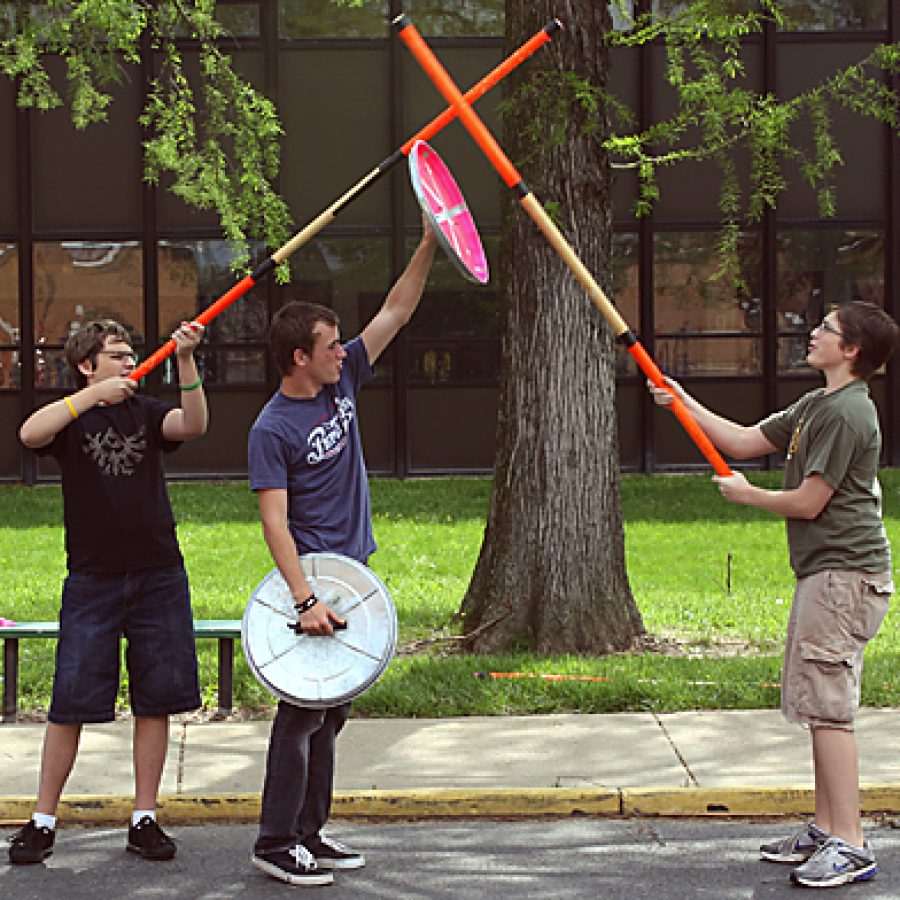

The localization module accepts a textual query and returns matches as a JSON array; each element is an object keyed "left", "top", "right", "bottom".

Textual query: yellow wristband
[{"left": 64, "top": 397, "right": 78, "bottom": 421}]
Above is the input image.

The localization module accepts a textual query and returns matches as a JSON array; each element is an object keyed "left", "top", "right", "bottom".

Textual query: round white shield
[{"left": 242, "top": 552, "right": 397, "bottom": 709}]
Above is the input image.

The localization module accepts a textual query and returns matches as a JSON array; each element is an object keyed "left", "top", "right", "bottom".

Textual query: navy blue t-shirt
[{"left": 248, "top": 337, "right": 375, "bottom": 563}]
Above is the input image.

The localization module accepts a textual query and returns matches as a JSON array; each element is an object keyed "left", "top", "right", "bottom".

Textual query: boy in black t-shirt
[{"left": 9, "top": 318, "right": 208, "bottom": 865}]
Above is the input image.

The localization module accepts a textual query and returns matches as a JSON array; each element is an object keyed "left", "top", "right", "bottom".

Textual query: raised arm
[
  {"left": 162, "top": 322, "right": 209, "bottom": 442},
  {"left": 361, "top": 221, "right": 437, "bottom": 366}
]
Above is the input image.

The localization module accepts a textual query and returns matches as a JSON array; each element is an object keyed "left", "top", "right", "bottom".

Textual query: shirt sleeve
[
  {"left": 803, "top": 414, "right": 859, "bottom": 489},
  {"left": 758, "top": 405, "right": 795, "bottom": 453},
  {"left": 248, "top": 425, "right": 289, "bottom": 492},
  {"left": 142, "top": 395, "right": 180, "bottom": 453},
  {"left": 342, "top": 336, "right": 375, "bottom": 393}
]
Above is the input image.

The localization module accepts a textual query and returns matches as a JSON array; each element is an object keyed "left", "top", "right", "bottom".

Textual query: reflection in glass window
[
  {"left": 0, "top": 243, "right": 19, "bottom": 390},
  {"left": 652, "top": 0, "right": 754, "bottom": 16},
  {"left": 405, "top": 233, "right": 500, "bottom": 385},
  {"left": 0, "top": 243, "right": 18, "bottom": 338},
  {"left": 216, "top": 3, "right": 261, "bottom": 37},
  {"left": 656, "top": 336, "right": 762, "bottom": 376},
  {"left": 281, "top": 237, "right": 391, "bottom": 338},
  {"left": 406, "top": 233, "right": 499, "bottom": 337},
  {"left": 610, "top": 1, "right": 636, "bottom": 31},
  {"left": 653, "top": 232, "right": 762, "bottom": 334},
  {"left": 404, "top": 0, "right": 503, "bottom": 37},
  {"left": 653, "top": 231, "right": 762, "bottom": 375},
  {"left": 408, "top": 339, "right": 500, "bottom": 385},
  {"left": 776, "top": 229, "right": 884, "bottom": 372},
  {"left": 612, "top": 232, "right": 639, "bottom": 376},
  {"left": 777, "top": 0, "right": 886, "bottom": 31},
  {"left": 33, "top": 242, "right": 143, "bottom": 388},
  {"left": 278, "top": 0, "right": 388, "bottom": 38},
  {"left": 158, "top": 239, "right": 267, "bottom": 386},
  {"left": 170, "top": 3, "right": 261, "bottom": 37},
  {"left": 34, "top": 348, "right": 74, "bottom": 391},
  {"left": 0, "top": 6, "right": 14, "bottom": 42}
]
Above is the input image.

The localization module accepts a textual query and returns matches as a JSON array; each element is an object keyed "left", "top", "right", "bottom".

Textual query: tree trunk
[{"left": 461, "top": 0, "right": 644, "bottom": 654}]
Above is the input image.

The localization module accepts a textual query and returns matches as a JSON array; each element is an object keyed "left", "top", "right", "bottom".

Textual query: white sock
[
  {"left": 132, "top": 809, "right": 156, "bottom": 826},
  {"left": 32, "top": 812, "right": 56, "bottom": 830}
]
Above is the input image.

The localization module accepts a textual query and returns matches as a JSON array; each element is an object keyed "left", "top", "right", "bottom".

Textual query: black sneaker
[
  {"left": 306, "top": 834, "right": 366, "bottom": 870},
  {"left": 9, "top": 820, "right": 55, "bottom": 864},
  {"left": 252, "top": 844, "right": 334, "bottom": 886},
  {"left": 126, "top": 816, "right": 176, "bottom": 860}
]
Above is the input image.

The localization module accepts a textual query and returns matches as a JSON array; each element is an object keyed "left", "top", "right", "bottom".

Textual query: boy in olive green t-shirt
[{"left": 648, "top": 301, "right": 898, "bottom": 889}]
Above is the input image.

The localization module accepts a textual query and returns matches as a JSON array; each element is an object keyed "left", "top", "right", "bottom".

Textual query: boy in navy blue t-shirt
[{"left": 248, "top": 224, "right": 436, "bottom": 886}]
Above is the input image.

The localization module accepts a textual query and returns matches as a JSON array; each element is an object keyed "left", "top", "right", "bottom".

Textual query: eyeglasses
[
  {"left": 98, "top": 351, "right": 136, "bottom": 362},
  {"left": 815, "top": 320, "right": 843, "bottom": 338}
]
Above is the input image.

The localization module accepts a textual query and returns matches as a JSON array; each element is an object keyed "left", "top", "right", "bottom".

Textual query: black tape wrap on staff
[{"left": 251, "top": 257, "right": 277, "bottom": 282}]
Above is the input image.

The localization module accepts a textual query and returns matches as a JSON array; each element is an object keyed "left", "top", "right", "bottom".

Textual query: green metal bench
[{"left": 1, "top": 619, "right": 242, "bottom": 723}]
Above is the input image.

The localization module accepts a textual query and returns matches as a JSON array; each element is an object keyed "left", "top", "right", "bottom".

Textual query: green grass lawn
[{"left": 3, "top": 472, "right": 899, "bottom": 716}]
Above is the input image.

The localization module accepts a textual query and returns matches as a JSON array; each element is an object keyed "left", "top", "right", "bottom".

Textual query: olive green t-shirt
[{"left": 759, "top": 379, "right": 890, "bottom": 577}]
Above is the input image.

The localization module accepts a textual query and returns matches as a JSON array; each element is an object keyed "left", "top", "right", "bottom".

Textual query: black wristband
[{"left": 294, "top": 594, "right": 319, "bottom": 614}]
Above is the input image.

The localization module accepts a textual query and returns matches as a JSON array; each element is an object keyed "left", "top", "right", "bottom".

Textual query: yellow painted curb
[
  {"left": 332, "top": 788, "right": 621, "bottom": 818},
  {"left": 621, "top": 784, "right": 900, "bottom": 817},
  {"left": 2, "top": 785, "right": 898, "bottom": 826}
]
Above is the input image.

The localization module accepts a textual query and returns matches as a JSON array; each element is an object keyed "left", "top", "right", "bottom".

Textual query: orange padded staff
[
  {"left": 129, "top": 20, "right": 562, "bottom": 383},
  {"left": 394, "top": 14, "right": 732, "bottom": 477}
]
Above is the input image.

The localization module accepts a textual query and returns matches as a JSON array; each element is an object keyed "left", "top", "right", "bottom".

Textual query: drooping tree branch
[{"left": 1, "top": 0, "right": 292, "bottom": 274}]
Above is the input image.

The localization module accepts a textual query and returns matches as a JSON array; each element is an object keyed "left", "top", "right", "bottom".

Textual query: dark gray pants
[{"left": 254, "top": 700, "right": 351, "bottom": 855}]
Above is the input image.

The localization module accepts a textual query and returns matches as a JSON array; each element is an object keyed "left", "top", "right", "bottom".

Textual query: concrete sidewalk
[{"left": 1, "top": 708, "right": 898, "bottom": 824}]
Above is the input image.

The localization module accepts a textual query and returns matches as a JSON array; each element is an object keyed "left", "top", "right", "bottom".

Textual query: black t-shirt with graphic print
[{"left": 36, "top": 395, "right": 183, "bottom": 573}]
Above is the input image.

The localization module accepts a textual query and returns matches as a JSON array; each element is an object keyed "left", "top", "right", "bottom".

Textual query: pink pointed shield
[{"left": 409, "top": 140, "right": 489, "bottom": 285}]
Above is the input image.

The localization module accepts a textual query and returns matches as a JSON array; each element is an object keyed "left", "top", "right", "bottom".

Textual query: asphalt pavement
[{"left": 3, "top": 819, "right": 900, "bottom": 898}]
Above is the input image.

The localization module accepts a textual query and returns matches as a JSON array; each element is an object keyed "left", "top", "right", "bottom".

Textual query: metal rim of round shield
[
  {"left": 242, "top": 552, "right": 397, "bottom": 709},
  {"left": 408, "top": 139, "right": 489, "bottom": 285}
]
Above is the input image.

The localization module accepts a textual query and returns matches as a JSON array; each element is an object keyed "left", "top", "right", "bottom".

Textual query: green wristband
[{"left": 179, "top": 378, "right": 202, "bottom": 391}]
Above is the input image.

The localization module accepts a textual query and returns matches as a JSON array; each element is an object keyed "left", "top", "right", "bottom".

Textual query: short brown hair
[
  {"left": 269, "top": 302, "right": 339, "bottom": 377},
  {"left": 65, "top": 319, "right": 132, "bottom": 388},
  {"left": 836, "top": 302, "right": 900, "bottom": 380}
]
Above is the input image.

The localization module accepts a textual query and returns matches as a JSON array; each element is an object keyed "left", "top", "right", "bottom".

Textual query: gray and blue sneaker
[
  {"left": 790, "top": 837, "right": 877, "bottom": 888},
  {"left": 760, "top": 822, "right": 829, "bottom": 863}
]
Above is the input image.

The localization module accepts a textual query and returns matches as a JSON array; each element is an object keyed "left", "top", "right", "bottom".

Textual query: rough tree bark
[{"left": 460, "top": 0, "right": 645, "bottom": 654}]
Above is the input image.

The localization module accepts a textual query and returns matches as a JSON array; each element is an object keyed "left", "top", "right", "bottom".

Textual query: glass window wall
[
  {"left": 407, "top": 233, "right": 499, "bottom": 385},
  {"left": 653, "top": 231, "right": 763, "bottom": 376},
  {"left": 776, "top": 228, "right": 884, "bottom": 373},
  {"left": 777, "top": 0, "right": 887, "bottom": 31},
  {"left": 158, "top": 239, "right": 268, "bottom": 387},
  {"left": 278, "top": 0, "right": 388, "bottom": 38},
  {"left": 403, "top": 0, "right": 503, "bottom": 36},
  {"left": 0, "top": 243, "right": 19, "bottom": 390},
  {"left": 32, "top": 241, "right": 143, "bottom": 389}
]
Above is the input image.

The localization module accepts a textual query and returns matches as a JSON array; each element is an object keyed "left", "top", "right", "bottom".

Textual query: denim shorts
[
  {"left": 49, "top": 565, "right": 201, "bottom": 724},
  {"left": 781, "top": 569, "right": 892, "bottom": 731}
]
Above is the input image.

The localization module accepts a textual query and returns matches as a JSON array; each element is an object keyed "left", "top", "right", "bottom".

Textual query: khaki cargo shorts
[{"left": 782, "top": 569, "right": 892, "bottom": 730}]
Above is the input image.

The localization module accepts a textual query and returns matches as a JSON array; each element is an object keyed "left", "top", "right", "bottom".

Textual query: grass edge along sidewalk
[{"left": 2, "top": 472, "right": 900, "bottom": 716}]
